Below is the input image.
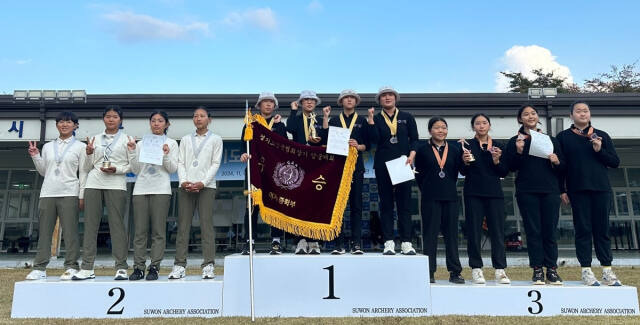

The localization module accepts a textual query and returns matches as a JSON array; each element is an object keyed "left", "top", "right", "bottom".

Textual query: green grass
[{"left": 0, "top": 266, "right": 638, "bottom": 324}]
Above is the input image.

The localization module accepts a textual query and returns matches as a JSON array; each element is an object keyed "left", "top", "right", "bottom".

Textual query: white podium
[
  {"left": 431, "top": 280, "right": 639, "bottom": 316},
  {"left": 222, "top": 254, "right": 432, "bottom": 317},
  {"left": 11, "top": 276, "right": 223, "bottom": 318}
]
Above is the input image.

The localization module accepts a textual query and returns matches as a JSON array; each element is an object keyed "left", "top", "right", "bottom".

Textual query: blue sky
[{"left": 1, "top": 0, "right": 639, "bottom": 94}]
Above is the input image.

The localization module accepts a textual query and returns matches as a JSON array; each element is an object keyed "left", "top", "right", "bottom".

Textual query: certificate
[
  {"left": 139, "top": 134, "right": 165, "bottom": 165},
  {"left": 385, "top": 155, "right": 415, "bottom": 185},
  {"left": 529, "top": 130, "right": 553, "bottom": 159},
  {"left": 326, "top": 126, "right": 351, "bottom": 156}
]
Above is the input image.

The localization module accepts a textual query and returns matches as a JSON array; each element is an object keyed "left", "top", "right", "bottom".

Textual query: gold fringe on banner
[{"left": 251, "top": 146, "right": 358, "bottom": 241}]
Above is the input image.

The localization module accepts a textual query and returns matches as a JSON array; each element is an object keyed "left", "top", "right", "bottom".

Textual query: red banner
[{"left": 247, "top": 118, "right": 357, "bottom": 240}]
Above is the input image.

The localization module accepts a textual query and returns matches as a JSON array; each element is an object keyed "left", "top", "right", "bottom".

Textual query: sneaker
[
  {"left": 146, "top": 265, "right": 159, "bottom": 281},
  {"left": 430, "top": 274, "right": 435, "bottom": 284},
  {"left": 241, "top": 241, "right": 255, "bottom": 255},
  {"left": 546, "top": 267, "right": 563, "bottom": 285},
  {"left": 383, "top": 240, "right": 396, "bottom": 255},
  {"left": 72, "top": 269, "right": 95, "bottom": 280},
  {"left": 400, "top": 242, "right": 416, "bottom": 255},
  {"left": 270, "top": 240, "right": 283, "bottom": 255},
  {"left": 495, "top": 269, "right": 511, "bottom": 285},
  {"left": 114, "top": 269, "right": 128, "bottom": 280},
  {"left": 168, "top": 265, "right": 185, "bottom": 279},
  {"left": 308, "top": 242, "right": 321, "bottom": 254},
  {"left": 295, "top": 239, "right": 308, "bottom": 254},
  {"left": 449, "top": 273, "right": 465, "bottom": 284},
  {"left": 331, "top": 248, "right": 346, "bottom": 255},
  {"left": 59, "top": 268, "right": 77, "bottom": 281},
  {"left": 202, "top": 263, "right": 215, "bottom": 279},
  {"left": 471, "top": 268, "right": 486, "bottom": 284},
  {"left": 581, "top": 268, "right": 600, "bottom": 286},
  {"left": 350, "top": 244, "right": 364, "bottom": 255},
  {"left": 25, "top": 270, "right": 46, "bottom": 280},
  {"left": 602, "top": 268, "right": 622, "bottom": 286},
  {"left": 532, "top": 267, "right": 544, "bottom": 285},
  {"left": 129, "top": 268, "right": 144, "bottom": 281}
]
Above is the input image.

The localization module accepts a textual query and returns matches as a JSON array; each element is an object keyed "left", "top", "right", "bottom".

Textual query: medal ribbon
[
  {"left": 302, "top": 113, "right": 316, "bottom": 141},
  {"left": 54, "top": 137, "right": 76, "bottom": 165},
  {"left": 339, "top": 112, "right": 358, "bottom": 132},
  {"left": 102, "top": 131, "right": 122, "bottom": 161},
  {"left": 190, "top": 130, "right": 212, "bottom": 161},
  {"left": 431, "top": 141, "right": 448, "bottom": 174},
  {"left": 571, "top": 125, "right": 594, "bottom": 138},
  {"left": 382, "top": 108, "right": 398, "bottom": 136}
]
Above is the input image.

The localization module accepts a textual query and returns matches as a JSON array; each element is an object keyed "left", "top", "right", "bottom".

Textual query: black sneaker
[
  {"left": 241, "top": 241, "right": 255, "bottom": 255},
  {"left": 269, "top": 240, "right": 282, "bottom": 255},
  {"left": 449, "top": 273, "right": 465, "bottom": 284},
  {"left": 350, "top": 245, "right": 364, "bottom": 255},
  {"left": 146, "top": 265, "right": 159, "bottom": 281},
  {"left": 546, "top": 267, "right": 563, "bottom": 285},
  {"left": 129, "top": 268, "right": 144, "bottom": 281},
  {"left": 532, "top": 267, "right": 545, "bottom": 285},
  {"left": 430, "top": 274, "right": 436, "bottom": 284}
]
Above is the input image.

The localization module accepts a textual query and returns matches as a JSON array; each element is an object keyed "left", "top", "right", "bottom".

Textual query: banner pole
[{"left": 245, "top": 99, "right": 256, "bottom": 322}]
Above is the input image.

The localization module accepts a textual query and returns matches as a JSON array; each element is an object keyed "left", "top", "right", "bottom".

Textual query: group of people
[{"left": 24, "top": 87, "right": 623, "bottom": 288}]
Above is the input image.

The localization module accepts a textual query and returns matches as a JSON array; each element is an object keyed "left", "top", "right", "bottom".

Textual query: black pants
[
  {"left": 375, "top": 167, "right": 413, "bottom": 242},
  {"left": 568, "top": 191, "right": 613, "bottom": 267},
  {"left": 464, "top": 196, "right": 507, "bottom": 269},
  {"left": 422, "top": 199, "right": 462, "bottom": 276},
  {"left": 516, "top": 192, "right": 560, "bottom": 268},
  {"left": 242, "top": 205, "right": 283, "bottom": 241},
  {"left": 331, "top": 171, "right": 364, "bottom": 249}
]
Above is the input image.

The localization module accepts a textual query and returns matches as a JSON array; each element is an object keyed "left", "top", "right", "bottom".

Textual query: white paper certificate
[
  {"left": 385, "top": 155, "right": 415, "bottom": 185},
  {"left": 139, "top": 134, "right": 165, "bottom": 165},
  {"left": 326, "top": 126, "right": 351, "bottom": 156},
  {"left": 529, "top": 130, "right": 554, "bottom": 159}
]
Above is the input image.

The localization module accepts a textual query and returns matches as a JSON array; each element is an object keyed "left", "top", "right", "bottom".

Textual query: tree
[
  {"left": 500, "top": 69, "right": 573, "bottom": 93},
  {"left": 583, "top": 62, "right": 640, "bottom": 93}
]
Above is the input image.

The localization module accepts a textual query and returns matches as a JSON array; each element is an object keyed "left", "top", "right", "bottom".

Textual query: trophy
[
  {"left": 458, "top": 138, "right": 475, "bottom": 162},
  {"left": 309, "top": 113, "right": 320, "bottom": 141},
  {"left": 102, "top": 151, "right": 112, "bottom": 168}
]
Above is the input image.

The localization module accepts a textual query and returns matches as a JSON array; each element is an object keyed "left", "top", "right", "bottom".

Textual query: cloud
[
  {"left": 102, "top": 10, "right": 209, "bottom": 42},
  {"left": 15, "top": 59, "right": 32, "bottom": 65},
  {"left": 222, "top": 8, "right": 277, "bottom": 31},
  {"left": 495, "top": 45, "right": 573, "bottom": 92},
  {"left": 307, "top": 1, "right": 324, "bottom": 14}
]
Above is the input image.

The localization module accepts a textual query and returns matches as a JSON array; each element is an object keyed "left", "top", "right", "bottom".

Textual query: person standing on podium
[
  {"left": 240, "top": 92, "right": 287, "bottom": 255},
  {"left": 414, "top": 117, "right": 464, "bottom": 284},
  {"left": 369, "top": 86, "right": 419, "bottom": 255},
  {"left": 504, "top": 104, "right": 565, "bottom": 286},
  {"left": 322, "top": 89, "right": 376, "bottom": 255},
  {"left": 557, "top": 101, "right": 622, "bottom": 286},
  {"left": 26, "top": 111, "right": 87, "bottom": 281},
  {"left": 286, "top": 90, "right": 327, "bottom": 254},
  {"left": 460, "top": 113, "right": 511, "bottom": 285}
]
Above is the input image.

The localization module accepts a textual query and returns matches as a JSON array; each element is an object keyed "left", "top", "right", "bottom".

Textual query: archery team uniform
[
  {"left": 557, "top": 125, "right": 620, "bottom": 268},
  {"left": 175, "top": 130, "right": 223, "bottom": 268},
  {"left": 129, "top": 136, "right": 179, "bottom": 271},
  {"left": 327, "top": 111, "right": 376, "bottom": 250},
  {"left": 241, "top": 116, "right": 286, "bottom": 244},
  {"left": 415, "top": 140, "right": 464, "bottom": 277},
  {"left": 31, "top": 137, "right": 87, "bottom": 272},
  {"left": 504, "top": 127, "right": 565, "bottom": 269},
  {"left": 370, "top": 108, "right": 419, "bottom": 244},
  {"left": 461, "top": 138, "right": 509, "bottom": 271}
]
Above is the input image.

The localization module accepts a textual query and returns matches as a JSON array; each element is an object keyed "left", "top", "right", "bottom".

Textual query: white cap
[
  {"left": 376, "top": 86, "right": 399, "bottom": 104},
  {"left": 337, "top": 89, "right": 361, "bottom": 106},
  {"left": 297, "top": 90, "right": 321, "bottom": 105},
  {"left": 256, "top": 92, "right": 278, "bottom": 109}
]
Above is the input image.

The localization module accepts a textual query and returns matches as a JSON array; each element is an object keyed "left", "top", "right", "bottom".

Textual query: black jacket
[
  {"left": 326, "top": 111, "right": 375, "bottom": 172},
  {"left": 370, "top": 109, "right": 419, "bottom": 170},
  {"left": 460, "top": 138, "right": 509, "bottom": 198},
  {"left": 286, "top": 109, "right": 327, "bottom": 146},
  {"left": 415, "top": 139, "right": 464, "bottom": 201}
]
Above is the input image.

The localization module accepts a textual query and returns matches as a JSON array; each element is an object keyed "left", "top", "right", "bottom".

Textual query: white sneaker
[
  {"left": 331, "top": 248, "right": 346, "bottom": 255},
  {"left": 25, "top": 270, "right": 46, "bottom": 280},
  {"left": 114, "top": 269, "right": 128, "bottom": 280},
  {"left": 168, "top": 265, "right": 186, "bottom": 279},
  {"left": 295, "top": 239, "right": 308, "bottom": 254},
  {"left": 202, "top": 263, "right": 215, "bottom": 279},
  {"left": 400, "top": 242, "right": 416, "bottom": 255},
  {"left": 495, "top": 269, "right": 511, "bottom": 284},
  {"left": 60, "top": 268, "right": 78, "bottom": 280},
  {"left": 602, "top": 268, "right": 622, "bottom": 286},
  {"left": 383, "top": 240, "right": 396, "bottom": 255},
  {"left": 308, "top": 242, "right": 321, "bottom": 254},
  {"left": 581, "top": 268, "right": 600, "bottom": 286},
  {"left": 471, "top": 268, "right": 486, "bottom": 284},
  {"left": 72, "top": 269, "right": 95, "bottom": 280}
]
